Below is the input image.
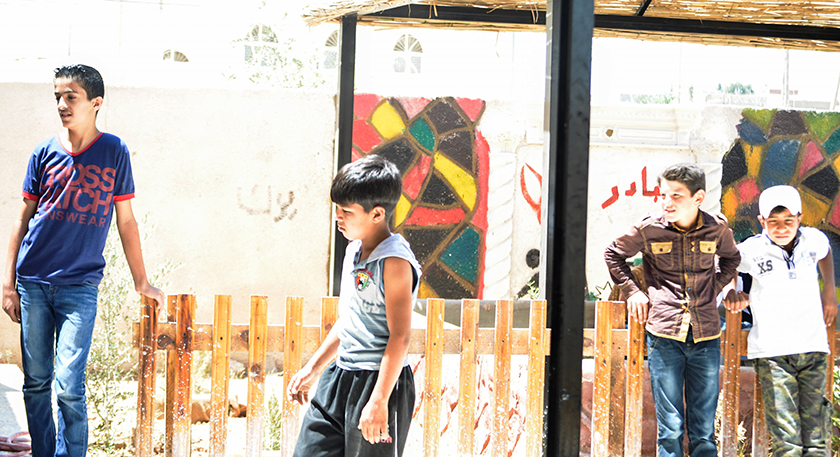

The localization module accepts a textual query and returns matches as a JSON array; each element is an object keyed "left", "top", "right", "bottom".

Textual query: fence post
[
  {"left": 609, "top": 302, "right": 627, "bottom": 455},
  {"left": 246, "top": 296, "right": 268, "bottom": 457},
  {"left": 424, "top": 298, "right": 445, "bottom": 457},
  {"left": 458, "top": 299, "right": 479, "bottom": 457},
  {"left": 525, "top": 300, "right": 546, "bottom": 457},
  {"left": 721, "top": 309, "right": 742, "bottom": 457},
  {"left": 321, "top": 297, "right": 339, "bottom": 345},
  {"left": 752, "top": 373, "right": 769, "bottom": 457},
  {"left": 165, "top": 295, "right": 177, "bottom": 457},
  {"left": 827, "top": 320, "right": 836, "bottom": 397},
  {"left": 624, "top": 315, "right": 645, "bottom": 457},
  {"left": 282, "top": 297, "right": 304, "bottom": 457},
  {"left": 172, "top": 294, "right": 195, "bottom": 457},
  {"left": 135, "top": 295, "right": 158, "bottom": 457},
  {"left": 493, "top": 300, "right": 513, "bottom": 457},
  {"left": 592, "top": 301, "right": 613, "bottom": 456},
  {"left": 210, "top": 295, "right": 232, "bottom": 457}
]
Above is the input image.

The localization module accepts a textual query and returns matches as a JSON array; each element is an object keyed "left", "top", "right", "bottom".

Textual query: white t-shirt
[{"left": 736, "top": 226, "right": 830, "bottom": 359}]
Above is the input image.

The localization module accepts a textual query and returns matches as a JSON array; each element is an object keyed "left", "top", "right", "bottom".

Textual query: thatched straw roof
[{"left": 304, "top": 1, "right": 840, "bottom": 52}]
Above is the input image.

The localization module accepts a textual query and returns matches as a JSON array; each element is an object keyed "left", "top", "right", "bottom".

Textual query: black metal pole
[
  {"left": 542, "top": 0, "right": 593, "bottom": 455},
  {"left": 332, "top": 13, "right": 357, "bottom": 297}
]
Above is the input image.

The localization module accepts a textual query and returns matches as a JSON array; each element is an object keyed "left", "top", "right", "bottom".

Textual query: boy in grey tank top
[{"left": 287, "top": 155, "right": 421, "bottom": 457}]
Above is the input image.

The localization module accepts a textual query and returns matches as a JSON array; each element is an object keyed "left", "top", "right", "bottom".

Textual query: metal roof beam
[
  {"left": 595, "top": 14, "right": 840, "bottom": 42},
  {"left": 366, "top": 5, "right": 840, "bottom": 43},
  {"left": 636, "top": 0, "right": 652, "bottom": 16}
]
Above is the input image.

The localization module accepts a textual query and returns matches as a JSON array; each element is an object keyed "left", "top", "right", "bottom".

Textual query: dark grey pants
[{"left": 292, "top": 362, "right": 415, "bottom": 457}]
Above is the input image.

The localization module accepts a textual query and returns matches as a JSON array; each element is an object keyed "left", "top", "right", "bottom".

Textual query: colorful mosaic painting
[
  {"left": 352, "top": 94, "right": 489, "bottom": 299},
  {"left": 720, "top": 109, "right": 840, "bottom": 281}
]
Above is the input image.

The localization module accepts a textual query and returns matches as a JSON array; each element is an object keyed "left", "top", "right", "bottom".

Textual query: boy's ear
[
  {"left": 757, "top": 216, "right": 766, "bottom": 230},
  {"left": 692, "top": 189, "right": 706, "bottom": 206},
  {"left": 371, "top": 206, "right": 386, "bottom": 223},
  {"left": 92, "top": 96, "right": 103, "bottom": 112}
]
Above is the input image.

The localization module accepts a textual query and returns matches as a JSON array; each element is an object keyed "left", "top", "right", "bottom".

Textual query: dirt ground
[{"left": 91, "top": 354, "right": 530, "bottom": 457}]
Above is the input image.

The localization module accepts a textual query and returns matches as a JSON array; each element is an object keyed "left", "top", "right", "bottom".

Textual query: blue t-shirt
[
  {"left": 336, "top": 233, "right": 421, "bottom": 371},
  {"left": 16, "top": 133, "right": 135, "bottom": 286}
]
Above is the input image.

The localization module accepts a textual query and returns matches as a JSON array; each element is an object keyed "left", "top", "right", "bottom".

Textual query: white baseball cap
[{"left": 758, "top": 185, "right": 802, "bottom": 218}]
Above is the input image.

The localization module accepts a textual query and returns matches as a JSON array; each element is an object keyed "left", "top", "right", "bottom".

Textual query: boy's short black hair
[
  {"left": 54, "top": 64, "right": 104, "bottom": 100},
  {"left": 658, "top": 163, "right": 705, "bottom": 196},
  {"left": 331, "top": 155, "right": 402, "bottom": 219}
]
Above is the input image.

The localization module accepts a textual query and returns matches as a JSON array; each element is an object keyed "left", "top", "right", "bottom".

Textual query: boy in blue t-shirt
[
  {"left": 286, "top": 155, "right": 421, "bottom": 457},
  {"left": 1, "top": 65, "right": 165, "bottom": 457}
]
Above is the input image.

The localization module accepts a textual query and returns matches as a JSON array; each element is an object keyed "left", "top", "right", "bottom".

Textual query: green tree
[
  {"left": 225, "top": 12, "right": 331, "bottom": 89},
  {"left": 86, "top": 217, "right": 177, "bottom": 455},
  {"left": 722, "top": 82, "right": 755, "bottom": 95}
]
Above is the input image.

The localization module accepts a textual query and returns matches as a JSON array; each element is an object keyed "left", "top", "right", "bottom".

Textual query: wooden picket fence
[
  {"left": 133, "top": 295, "right": 550, "bottom": 457},
  {"left": 135, "top": 297, "right": 839, "bottom": 457},
  {"left": 588, "top": 301, "right": 838, "bottom": 457}
]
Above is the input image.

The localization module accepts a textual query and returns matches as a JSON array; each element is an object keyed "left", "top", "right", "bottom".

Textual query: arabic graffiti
[
  {"left": 236, "top": 185, "right": 297, "bottom": 222},
  {"left": 601, "top": 166, "right": 660, "bottom": 209}
]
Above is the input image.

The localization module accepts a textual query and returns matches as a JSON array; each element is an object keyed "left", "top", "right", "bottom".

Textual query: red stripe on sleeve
[
  {"left": 22, "top": 191, "right": 40, "bottom": 201},
  {"left": 113, "top": 193, "right": 135, "bottom": 202}
]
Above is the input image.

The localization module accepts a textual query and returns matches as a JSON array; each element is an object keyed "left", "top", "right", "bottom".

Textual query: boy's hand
[
  {"left": 358, "top": 398, "right": 390, "bottom": 444},
  {"left": 286, "top": 365, "right": 318, "bottom": 406},
  {"left": 136, "top": 283, "right": 166, "bottom": 316},
  {"left": 821, "top": 288, "right": 838, "bottom": 326},
  {"left": 1, "top": 284, "right": 21, "bottom": 324},
  {"left": 722, "top": 290, "right": 750, "bottom": 312},
  {"left": 626, "top": 290, "right": 650, "bottom": 323}
]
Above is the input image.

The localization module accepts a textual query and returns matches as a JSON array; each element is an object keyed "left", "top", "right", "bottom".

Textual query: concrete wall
[
  {"left": 0, "top": 81, "right": 759, "bottom": 363},
  {"left": 0, "top": 83, "right": 336, "bottom": 363}
]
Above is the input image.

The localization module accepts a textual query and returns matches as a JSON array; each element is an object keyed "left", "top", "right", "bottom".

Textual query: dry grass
[{"left": 303, "top": 0, "right": 840, "bottom": 51}]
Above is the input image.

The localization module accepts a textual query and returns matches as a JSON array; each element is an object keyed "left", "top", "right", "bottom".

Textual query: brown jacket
[{"left": 604, "top": 210, "right": 740, "bottom": 342}]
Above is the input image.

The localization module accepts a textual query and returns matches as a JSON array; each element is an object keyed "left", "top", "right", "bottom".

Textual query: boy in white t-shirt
[{"left": 724, "top": 185, "right": 837, "bottom": 457}]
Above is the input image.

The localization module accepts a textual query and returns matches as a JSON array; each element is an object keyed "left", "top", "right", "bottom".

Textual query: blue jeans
[
  {"left": 647, "top": 329, "right": 720, "bottom": 457},
  {"left": 18, "top": 281, "right": 98, "bottom": 457}
]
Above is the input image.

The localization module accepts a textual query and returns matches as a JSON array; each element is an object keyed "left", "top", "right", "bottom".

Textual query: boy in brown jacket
[{"left": 605, "top": 163, "right": 740, "bottom": 457}]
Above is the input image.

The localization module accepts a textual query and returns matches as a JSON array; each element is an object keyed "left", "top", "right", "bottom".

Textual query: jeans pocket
[{"left": 646, "top": 332, "right": 659, "bottom": 352}]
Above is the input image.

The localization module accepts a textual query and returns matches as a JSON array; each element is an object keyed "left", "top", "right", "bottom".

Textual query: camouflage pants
[{"left": 755, "top": 352, "right": 832, "bottom": 457}]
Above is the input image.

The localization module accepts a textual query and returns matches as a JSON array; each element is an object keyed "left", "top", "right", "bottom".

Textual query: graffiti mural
[
  {"left": 721, "top": 109, "right": 840, "bottom": 281},
  {"left": 601, "top": 166, "right": 662, "bottom": 209},
  {"left": 352, "top": 94, "right": 489, "bottom": 299}
]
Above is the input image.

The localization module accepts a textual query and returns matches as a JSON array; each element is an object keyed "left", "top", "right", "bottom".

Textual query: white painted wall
[
  {"left": 0, "top": 83, "right": 336, "bottom": 362},
  {"left": 0, "top": 79, "right": 745, "bottom": 363}
]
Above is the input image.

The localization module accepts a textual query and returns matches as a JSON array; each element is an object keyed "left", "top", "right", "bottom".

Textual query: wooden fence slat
[
  {"left": 165, "top": 295, "right": 177, "bottom": 457},
  {"left": 173, "top": 294, "right": 195, "bottom": 457},
  {"left": 624, "top": 316, "right": 645, "bottom": 457},
  {"left": 210, "top": 295, "right": 232, "bottom": 457},
  {"left": 458, "top": 299, "right": 479, "bottom": 457},
  {"left": 592, "top": 301, "right": 613, "bottom": 457},
  {"left": 492, "top": 300, "right": 512, "bottom": 457},
  {"left": 424, "top": 298, "right": 445, "bottom": 457},
  {"left": 525, "top": 300, "right": 546, "bottom": 457},
  {"left": 135, "top": 295, "right": 158, "bottom": 457},
  {"left": 321, "top": 297, "right": 339, "bottom": 345},
  {"left": 609, "top": 301, "right": 627, "bottom": 456},
  {"left": 752, "top": 371, "right": 769, "bottom": 457},
  {"left": 827, "top": 320, "right": 836, "bottom": 397},
  {"left": 246, "top": 296, "right": 268, "bottom": 457},
  {"left": 282, "top": 297, "right": 304, "bottom": 457},
  {"left": 721, "top": 309, "right": 742, "bottom": 457}
]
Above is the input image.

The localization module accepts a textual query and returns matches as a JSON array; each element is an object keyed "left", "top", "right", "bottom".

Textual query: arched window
[
  {"left": 324, "top": 30, "right": 338, "bottom": 70},
  {"left": 162, "top": 50, "right": 189, "bottom": 63},
  {"left": 244, "top": 24, "right": 278, "bottom": 66},
  {"left": 393, "top": 34, "right": 422, "bottom": 74}
]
